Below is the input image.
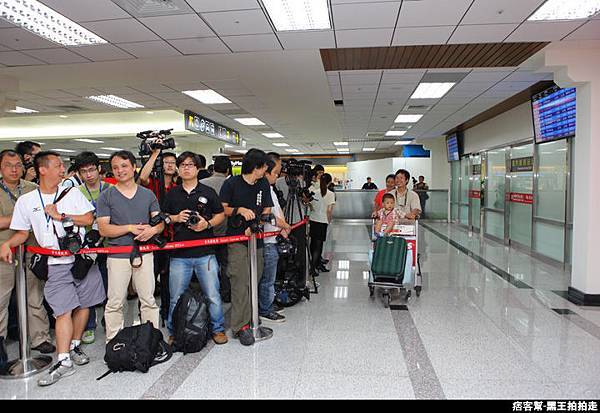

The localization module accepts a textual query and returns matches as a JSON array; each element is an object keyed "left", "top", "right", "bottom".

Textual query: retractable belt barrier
[{"left": 25, "top": 218, "right": 309, "bottom": 257}]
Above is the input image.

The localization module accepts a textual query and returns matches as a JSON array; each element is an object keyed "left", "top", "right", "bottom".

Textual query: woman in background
[{"left": 309, "top": 173, "right": 336, "bottom": 275}]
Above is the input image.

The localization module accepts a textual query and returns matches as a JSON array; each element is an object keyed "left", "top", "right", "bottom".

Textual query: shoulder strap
[
  {"left": 54, "top": 187, "right": 73, "bottom": 204},
  {"left": 96, "top": 370, "right": 113, "bottom": 381}
]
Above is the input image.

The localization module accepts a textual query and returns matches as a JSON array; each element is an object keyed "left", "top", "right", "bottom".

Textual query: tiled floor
[{"left": 2, "top": 220, "right": 600, "bottom": 399}]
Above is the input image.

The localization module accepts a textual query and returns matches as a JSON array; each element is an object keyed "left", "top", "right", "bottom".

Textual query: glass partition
[
  {"left": 450, "top": 161, "right": 460, "bottom": 221},
  {"left": 509, "top": 144, "right": 534, "bottom": 248},
  {"left": 459, "top": 157, "right": 469, "bottom": 225},
  {"left": 418, "top": 190, "right": 449, "bottom": 221},
  {"left": 484, "top": 148, "right": 506, "bottom": 240},
  {"left": 470, "top": 154, "right": 481, "bottom": 230}
]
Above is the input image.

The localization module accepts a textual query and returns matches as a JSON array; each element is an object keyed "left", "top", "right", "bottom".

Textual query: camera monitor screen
[
  {"left": 446, "top": 133, "right": 460, "bottom": 162},
  {"left": 532, "top": 86, "right": 576, "bottom": 144}
]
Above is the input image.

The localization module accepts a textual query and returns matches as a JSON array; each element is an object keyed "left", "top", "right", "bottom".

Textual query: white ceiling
[{"left": 0, "top": 0, "right": 598, "bottom": 155}]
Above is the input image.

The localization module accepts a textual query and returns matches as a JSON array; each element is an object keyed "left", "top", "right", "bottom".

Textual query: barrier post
[
  {"left": 0, "top": 245, "right": 52, "bottom": 379},
  {"left": 248, "top": 232, "right": 273, "bottom": 342}
]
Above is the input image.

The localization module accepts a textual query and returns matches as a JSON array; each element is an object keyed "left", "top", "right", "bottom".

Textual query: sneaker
[
  {"left": 69, "top": 346, "right": 90, "bottom": 366},
  {"left": 259, "top": 312, "right": 286, "bottom": 323},
  {"left": 32, "top": 341, "right": 56, "bottom": 354},
  {"left": 236, "top": 325, "right": 255, "bottom": 346},
  {"left": 81, "top": 330, "right": 95, "bottom": 345},
  {"left": 272, "top": 303, "right": 285, "bottom": 314},
  {"left": 212, "top": 332, "right": 228, "bottom": 345},
  {"left": 37, "top": 361, "right": 74, "bottom": 387}
]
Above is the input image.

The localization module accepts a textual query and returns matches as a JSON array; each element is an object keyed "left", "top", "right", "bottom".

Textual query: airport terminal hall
[{"left": 1, "top": 0, "right": 600, "bottom": 402}]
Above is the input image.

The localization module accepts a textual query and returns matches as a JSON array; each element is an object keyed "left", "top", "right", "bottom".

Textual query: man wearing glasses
[{"left": 388, "top": 169, "right": 421, "bottom": 220}]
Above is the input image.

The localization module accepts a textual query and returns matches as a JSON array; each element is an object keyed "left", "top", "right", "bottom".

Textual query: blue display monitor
[
  {"left": 446, "top": 133, "right": 460, "bottom": 162},
  {"left": 532, "top": 86, "right": 576, "bottom": 144}
]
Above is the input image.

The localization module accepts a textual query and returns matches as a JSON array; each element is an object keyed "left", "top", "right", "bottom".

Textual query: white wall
[
  {"left": 347, "top": 157, "right": 431, "bottom": 189},
  {"left": 463, "top": 102, "right": 534, "bottom": 154},
  {"left": 413, "top": 136, "right": 450, "bottom": 189}
]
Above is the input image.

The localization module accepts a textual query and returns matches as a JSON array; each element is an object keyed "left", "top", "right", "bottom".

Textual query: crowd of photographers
[{"left": 0, "top": 140, "right": 333, "bottom": 387}]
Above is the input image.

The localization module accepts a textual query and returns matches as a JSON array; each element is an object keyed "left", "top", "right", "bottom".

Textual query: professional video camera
[
  {"left": 281, "top": 159, "right": 315, "bottom": 201},
  {"left": 230, "top": 212, "right": 276, "bottom": 234},
  {"left": 58, "top": 217, "right": 82, "bottom": 254},
  {"left": 186, "top": 196, "right": 211, "bottom": 227},
  {"left": 137, "top": 128, "right": 176, "bottom": 156},
  {"left": 148, "top": 212, "right": 172, "bottom": 248}
]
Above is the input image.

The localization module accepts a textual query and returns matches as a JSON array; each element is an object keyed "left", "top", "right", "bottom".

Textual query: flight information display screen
[
  {"left": 532, "top": 86, "right": 576, "bottom": 143},
  {"left": 446, "top": 134, "right": 460, "bottom": 162}
]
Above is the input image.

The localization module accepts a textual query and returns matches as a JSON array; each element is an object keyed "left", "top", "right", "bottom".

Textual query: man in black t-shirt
[
  {"left": 163, "top": 152, "right": 226, "bottom": 346},
  {"left": 220, "top": 149, "right": 273, "bottom": 346},
  {"left": 361, "top": 177, "right": 378, "bottom": 190}
]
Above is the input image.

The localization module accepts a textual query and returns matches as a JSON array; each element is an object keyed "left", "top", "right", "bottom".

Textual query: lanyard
[
  {"left": 0, "top": 179, "right": 21, "bottom": 204},
  {"left": 396, "top": 189, "right": 408, "bottom": 208},
  {"left": 83, "top": 182, "right": 103, "bottom": 209},
  {"left": 38, "top": 189, "right": 59, "bottom": 226}
]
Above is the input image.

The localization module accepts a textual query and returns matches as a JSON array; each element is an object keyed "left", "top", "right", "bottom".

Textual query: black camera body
[
  {"left": 58, "top": 217, "right": 82, "bottom": 254},
  {"left": 137, "top": 129, "right": 176, "bottom": 156},
  {"left": 282, "top": 159, "right": 314, "bottom": 201},
  {"left": 185, "top": 196, "right": 211, "bottom": 227},
  {"left": 230, "top": 212, "right": 276, "bottom": 234},
  {"left": 147, "top": 212, "right": 171, "bottom": 248}
]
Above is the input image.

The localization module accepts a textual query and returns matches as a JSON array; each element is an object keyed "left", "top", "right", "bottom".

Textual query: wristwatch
[
  {"left": 206, "top": 221, "right": 212, "bottom": 230},
  {"left": 232, "top": 207, "right": 239, "bottom": 216},
  {"left": 60, "top": 213, "right": 66, "bottom": 222}
]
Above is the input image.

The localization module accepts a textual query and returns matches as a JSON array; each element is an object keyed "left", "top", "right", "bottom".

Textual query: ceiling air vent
[
  {"left": 112, "top": 0, "right": 193, "bottom": 17},
  {"left": 366, "top": 132, "right": 384, "bottom": 138},
  {"left": 404, "top": 104, "right": 431, "bottom": 112},
  {"left": 334, "top": 99, "right": 344, "bottom": 106}
]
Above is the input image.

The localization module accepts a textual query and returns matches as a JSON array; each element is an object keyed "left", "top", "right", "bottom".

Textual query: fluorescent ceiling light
[
  {"left": 285, "top": 149, "right": 299, "bottom": 153},
  {"left": 87, "top": 95, "right": 144, "bottom": 109},
  {"left": 51, "top": 148, "right": 76, "bottom": 153},
  {"left": 224, "top": 144, "right": 233, "bottom": 148},
  {"left": 0, "top": 0, "right": 107, "bottom": 46},
  {"left": 97, "top": 153, "right": 111, "bottom": 158},
  {"left": 235, "top": 149, "right": 248, "bottom": 154},
  {"left": 8, "top": 106, "right": 38, "bottom": 113},
  {"left": 182, "top": 90, "right": 231, "bottom": 104},
  {"left": 333, "top": 141, "right": 348, "bottom": 146},
  {"left": 262, "top": 133, "right": 284, "bottom": 138},
  {"left": 395, "top": 140, "right": 413, "bottom": 145},
  {"left": 263, "top": 0, "right": 331, "bottom": 31},
  {"left": 362, "top": 148, "right": 376, "bottom": 152},
  {"left": 59, "top": 115, "right": 68, "bottom": 118},
  {"left": 272, "top": 143, "right": 289, "bottom": 147},
  {"left": 337, "top": 148, "right": 349, "bottom": 152},
  {"left": 234, "top": 117, "right": 265, "bottom": 126},
  {"left": 385, "top": 130, "right": 407, "bottom": 137},
  {"left": 529, "top": 0, "right": 600, "bottom": 20},
  {"left": 410, "top": 82, "right": 455, "bottom": 99},
  {"left": 101, "top": 147, "right": 124, "bottom": 151},
  {"left": 75, "top": 138, "right": 104, "bottom": 144},
  {"left": 394, "top": 114, "right": 423, "bottom": 123}
]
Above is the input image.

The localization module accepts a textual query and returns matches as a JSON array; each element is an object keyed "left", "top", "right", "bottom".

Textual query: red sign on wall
[
  {"left": 469, "top": 190, "right": 481, "bottom": 199},
  {"left": 509, "top": 192, "right": 533, "bottom": 204}
]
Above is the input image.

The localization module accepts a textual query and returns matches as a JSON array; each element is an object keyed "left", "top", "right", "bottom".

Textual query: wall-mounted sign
[
  {"left": 510, "top": 156, "right": 533, "bottom": 172},
  {"left": 184, "top": 110, "right": 241, "bottom": 145},
  {"left": 509, "top": 192, "right": 533, "bottom": 205},
  {"left": 469, "top": 190, "right": 481, "bottom": 199},
  {"left": 472, "top": 164, "right": 481, "bottom": 175}
]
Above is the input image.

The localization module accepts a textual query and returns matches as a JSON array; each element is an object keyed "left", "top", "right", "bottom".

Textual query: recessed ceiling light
[
  {"left": 86, "top": 95, "right": 144, "bottom": 109},
  {"left": 285, "top": 149, "right": 299, "bottom": 153},
  {"left": 182, "top": 90, "right": 231, "bottom": 104},
  {"left": 224, "top": 144, "right": 233, "bottom": 148},
  {"left": 385, "top": 131, "right": 407, "bottom": 137},
  {"left": 101, "top": 147, "right": 124, "bottom": 151},
  {"left": 235, "top": 149, "right": 248, "bottom": 154},
  {"left": 272, "top": 143, "right": 289, "bottom": 147},
  {"left": 362, "top": 148, "right": 376, "bottom": 152},
  {"left": 0, "top": 0, "right": 107, "bottom": 46},
  {"left": 394, "top": 114, "right": 423, "bottom": 123},
  {"left": 97, "top": 153, "right": 111, "bottom": 158},
  {"left": 8, "top": 106, "right": 38, "bottom": 114},
  {"left": 75, "top": 138, "right": 104, "bottom": 144},
  {"left": 146, "top": 111, "right": 154, "bottom": 115},
  {"left": 59, "top": 115, "right": 68, "bottom": 118},
  {"left": 234, "top": 117, "right": 265, "bottom": 126},
  {"left": 334, "top": 141, "right": 348, "bottom": 146},
  {"left": 263, "top": 0, "right": 331, "bottom": 31},
  {"left": 337, "top": 148, "right": 350, "bottom": 152},
  {"left": 262, "top": 133, "right": 284, "bottom": 138},
  {"left": 51, "top": 148, "right": 76, "bottom": 153},
  {"left": 395, "top": 140, "right": 413, "bottom": 145},
  {"left": 529, "top": 0, "right": 600, "bottom": 20},
  {"left": 410, "top": 83, "right": 455, "bottom": 99}
]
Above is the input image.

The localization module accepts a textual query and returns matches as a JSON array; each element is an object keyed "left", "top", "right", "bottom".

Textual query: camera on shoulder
[{"left": 137, "top": 129, "right": 176, "bottom": 156}]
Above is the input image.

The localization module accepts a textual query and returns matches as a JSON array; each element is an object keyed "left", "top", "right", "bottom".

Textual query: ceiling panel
[
  {"left": 278, "top": 31, "right": 336, "bottom": 50},
  {"left": 333, "top": 2, "right": 401, "bottom": 30},
  {"left": 23, "top": 48, "right": 91, "bottom": 64},
  {"left": 461, "top": 0, "right": 546, "bottom": 24},
  {"left": 563, "top": 20, "right": 600, "bottom": 41},
  {"left": 461, "top": 70, "right": 513, "bottom": 82},
  {"left": 187, "top": 0, "right": 261, "bottom": 13},
  {"left": 139, "top": 14, "right": 215, "bottom": 39},
  {"left": 168, "top": 37, "right": 231, "bottom": 54},
  {"left": 0, "top": 28, "right": 59, "bottom": 50},
  {"left": 39, "top": 0, "right": 130, "bottom": 22},
  {"left": 68, "top": 44, "right": 134, "bottom": 61},
  {"left": 201, "top": 9, "right": 273, "bottom": 36},
  {"left": 340, "top": 72, "right": 382, "bottom": 85},
  {"left": 397, "top": 0, "right": 473, "bottom": 27},
  {"left": 62, "top": 88, "right": 104, "bottom": 97},
  {"left": 221, "top": 34, "right": 282, "bottom": 52},
  {"left": 506, "top": 21, "right": 584, "bottom": 42},
  {"left": 82, "top": 19, "right": 160, "bottom": 43},
  {"left": 392, "top": 26, "right": 454, "bottom": 46},
  {"left": 118, "top": 41, "right": 182, "bottom": 58},
  {"left": 0, "top": 51, "right": 46, "bottom": 66},
  {"left": 448, "top": 24, "right": 518, "bottom": 44},
  {"left": 335, "top": 29, "right": 394, "bottom": 48}
]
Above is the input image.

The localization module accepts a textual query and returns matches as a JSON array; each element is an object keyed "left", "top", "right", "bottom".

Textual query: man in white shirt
[
  {"left": 387, "top": 169, "right": 421, "bottom": 220},
  {"left": 0, "top": 151, "right": 105, "bottom": 387}
]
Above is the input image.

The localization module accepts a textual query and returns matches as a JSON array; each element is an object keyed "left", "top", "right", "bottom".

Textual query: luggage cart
[{"left": 368, "top": 219, "right": 423, "bottom": 308}]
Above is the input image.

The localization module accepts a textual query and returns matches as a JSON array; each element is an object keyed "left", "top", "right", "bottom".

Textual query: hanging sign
[
  {"left": 184, "top": 110, "right": 241, "bottom": 145},
  {"left": 510, "top": 156, "right": 533, "bottom": 172}
]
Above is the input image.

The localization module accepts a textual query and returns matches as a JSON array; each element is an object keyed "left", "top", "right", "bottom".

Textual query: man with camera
[
  {"left": 97, "top": 151, "right": 163, "bottom": 342},
  {"left": 220, "top": 148, "right": 273, "bottom": 346},
  {"left": 0, "top": 150, "right": 54, "bottom": 356},
  {"left": 0, "top": 151, "right": 105, "bottom": 386},
  {"left": 163, "top": 151, "right": 227, "bottom": 345},
  {"left": 15, "top": 141, "right": 41, "bottom": 183}
]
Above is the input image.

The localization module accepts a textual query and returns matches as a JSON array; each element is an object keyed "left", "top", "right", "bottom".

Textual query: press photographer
[
  {"left": 0, "top": 151, "right": 105, "bottom": 387},
  {"left": 15, "top": 141, "right": 41, "bottom": 183},
  {"left": 96, "top": 150, "right": 163, "bottom": 343},
  {"left": 219, "top": 148, "right": 273, "bottom": 346},
  {"left": 163, "top": 151, "right": 227, "bottom": 346}
]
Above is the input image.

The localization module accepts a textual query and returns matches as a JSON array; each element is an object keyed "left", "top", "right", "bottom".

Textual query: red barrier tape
[{"left": 26, "top": 218, "right": 308, "bottom": 257}]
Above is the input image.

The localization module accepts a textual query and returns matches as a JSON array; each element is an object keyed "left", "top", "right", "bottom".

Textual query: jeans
[
  {"left": 86, "top": 255, "right": 108, "bottom": 331},
  {"left": 259, "top": 243, "right": 279, "bottom": 316},
  {"left": 167, "top": 255, "right": 224, "bottom": 336}
]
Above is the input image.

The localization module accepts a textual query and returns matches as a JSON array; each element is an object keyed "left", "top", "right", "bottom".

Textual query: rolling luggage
[{"left": 371, "top": 236, "right": 408, "bottom": 284}]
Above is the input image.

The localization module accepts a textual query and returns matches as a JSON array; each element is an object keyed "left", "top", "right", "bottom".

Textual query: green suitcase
[{"left": 371, "top": 236, "right": 408, "bottom": 283}]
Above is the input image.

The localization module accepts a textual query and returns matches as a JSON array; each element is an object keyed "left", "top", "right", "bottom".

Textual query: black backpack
[
  {"left": 172, "top": 289, "right": 210, "bottom": 354},
  {"left": 0, "top": 336, "right": 7, "bottom": 375},
  {"left": 97, "top": 321, "right": 172, "bottom": 380}
]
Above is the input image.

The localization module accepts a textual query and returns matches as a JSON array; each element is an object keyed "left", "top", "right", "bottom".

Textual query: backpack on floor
[
  {"left": 97, "top": 321, "right": 172, "bottom": 380},
  {"left": 172, "top": 288, "right": 210, "bottom": 354},
  {"left": 0, "top": 336, "right": 7, "bottom": 374}
]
